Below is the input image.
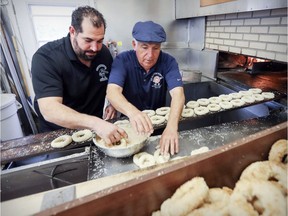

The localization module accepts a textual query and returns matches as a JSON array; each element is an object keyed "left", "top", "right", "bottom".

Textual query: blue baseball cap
[{"left": 132, "top": 21, "right": 166, "bottom": 43}]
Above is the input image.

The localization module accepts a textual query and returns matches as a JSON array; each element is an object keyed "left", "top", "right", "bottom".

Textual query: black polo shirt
[{"left": 32, "top": 34, "right": 113, "bottom": 132}]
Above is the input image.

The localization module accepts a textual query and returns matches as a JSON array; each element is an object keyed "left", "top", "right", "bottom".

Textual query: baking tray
[{"left": 36, "top": 121, "right": 287, "bottom": 216}]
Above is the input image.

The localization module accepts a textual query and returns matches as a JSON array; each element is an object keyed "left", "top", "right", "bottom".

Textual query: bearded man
[{"left": 32, "top": 6, "right": 126, "bottom": 145}]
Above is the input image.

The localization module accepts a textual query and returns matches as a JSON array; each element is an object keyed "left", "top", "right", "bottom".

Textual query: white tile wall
[{"left": 205, "top": 8, "right": 287, "bottom": 62}]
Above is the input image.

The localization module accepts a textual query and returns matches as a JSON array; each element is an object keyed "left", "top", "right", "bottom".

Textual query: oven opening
[{"left": 217, "top": 51, "right": 287, "bottom": 74}]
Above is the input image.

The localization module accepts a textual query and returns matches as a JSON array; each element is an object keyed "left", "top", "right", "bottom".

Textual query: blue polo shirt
[{"left": 108, "top": 50, "right": 182, "bottom": 110}]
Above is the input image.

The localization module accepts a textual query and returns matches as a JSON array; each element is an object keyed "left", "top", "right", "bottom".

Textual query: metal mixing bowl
[{"left": 92, "top": 136, "right": 149, "bottom": 158}]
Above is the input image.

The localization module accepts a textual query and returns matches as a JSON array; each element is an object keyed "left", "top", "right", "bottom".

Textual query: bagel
[
  {"left": 208, "top": 96, "right": 221, "bottom": 104},
  {"left": 219, "top": 101, "right": 233, "bottom": 110},
  {"left": 230, "top": 99, "right": 245, "bottom": 107},
  {"left": 133, "top": 152, "right": 149, "bottom": 165},
  {"left": 150, "top": 115, "right": 166, "bottom": 125},
  {"left": 229, "top": 92, "right": 242, "bottom": 99},
  {"left": 194, "top": 106, "right": 209, "bottom": 116},
  {"left": 137, "top": 153, "right": 156, "bottom": 168},
  {"left": 197, "top": 98, "right": 210, "bottom": 106},
  {"left": 72, "top": 129, "right": 93, "bottom": 142},
  {"left": 253, "top": 94, "right": 265, "bottom": 102},
  {"left": 239, "top": 90, "right": 253, "bottom": 96},
  {"left": 186, "top": 100, "right": 199, "bottom": 109},
  {"left": 241, "top": 95, "right": 255, "bottom": 104},
  {"left": 248, "top": 88, "right": 262, "bottom": 94},
  {"left": 154, "top": 149, "right": 170, "bottom": 164},
  {"left": 181, "top": 108, "right": 194, "bottom": 118},
  {"left": 160, "top": 177, "right": 209, "bottom": 216},
  {"left": 207, "top": 104, "right": 221, "bottom": 112},
  {"left": 156, "top": 107, "right": 170, "bottom": 116},
  {"left": 229, "top": 179, "right": 286, "bottom": 216},
  {"left": 189, "top": 187, "right": 232, "bottom": 215},
  {"left": 51, "top": 135, "right": 72, "bottom": 148},
  {"left": 219, "top": 94, "right": 232, "bottom": 102},
  {"left": 142, "top": 109, "right": 156, "bottom": 117},
  {"left": 239, "top": 160, "right": 287, "bottom": 192},
  {"left": 268, "top": 139, "right": 288, "bottom": 164},
  {"left": 262, "top": 92, "right": 275, "bottom": 99}
]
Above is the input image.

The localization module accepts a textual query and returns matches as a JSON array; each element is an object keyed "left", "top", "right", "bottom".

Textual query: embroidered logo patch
[
  {"left": 97, "top": 64, "right": 108, "bottom": 81},
  {"left": 151, "top": 72, "right": 163, "bottom": 88}
]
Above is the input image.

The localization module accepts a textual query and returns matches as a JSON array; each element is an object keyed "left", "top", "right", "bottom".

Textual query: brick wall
[{"left": 205, "top": 8, "right": 287, "bottom": 62}]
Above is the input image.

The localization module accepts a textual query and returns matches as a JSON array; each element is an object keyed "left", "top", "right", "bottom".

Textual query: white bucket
[{"left": 1, "top": 93, "right": 24, "bottom": 141}]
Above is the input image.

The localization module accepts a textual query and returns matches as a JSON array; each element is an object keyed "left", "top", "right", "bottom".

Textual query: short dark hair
[{"left": 71, "top": 6, "right": 106, "bottom": 33}]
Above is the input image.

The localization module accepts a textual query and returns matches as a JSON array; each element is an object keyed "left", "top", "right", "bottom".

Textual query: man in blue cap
[{"left": 107, "top": 21, "right": 185, "bottom": 155}]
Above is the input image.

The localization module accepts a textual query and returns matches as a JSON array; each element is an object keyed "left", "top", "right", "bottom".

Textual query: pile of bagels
[
  {"left": 143, "top": 88, "right": 275, "bottom": 126},
  {"left": 152, "top": 139, "right": 287, "bottom": 216}
]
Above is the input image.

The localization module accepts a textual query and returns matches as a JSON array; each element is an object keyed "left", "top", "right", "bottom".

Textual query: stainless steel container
[{"left": 181, "top": 69, "right": 202, "bottom": 82}]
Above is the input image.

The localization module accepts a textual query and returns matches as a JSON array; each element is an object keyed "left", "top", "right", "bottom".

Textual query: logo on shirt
[
  {"left": 97, "top": 64, "right": 108, "bottom": 81},
  {"left": 151, "top": 73, "right": 163, "bottom": 89}
]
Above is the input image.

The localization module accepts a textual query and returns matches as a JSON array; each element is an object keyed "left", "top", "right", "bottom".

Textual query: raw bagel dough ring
[
  {"left": 240, "top": 160, "right": 287, "bottom": 191},
  {"left": 160, "top": 177, "right": 209, "bottom": 216},
  {"left": 150, "top": 115, "right": 166, "bottom": 125},
  {"left": 51, "top": 135, "right": 72, "bottom": 148},
  {"left": 229, "top": 179, "right": 286, "bottom": 216},
  {"left": 241, "top": 95, "right": 255, "bottom": 104},
  {"left": 156, "top": 107, "right": 170, "bottom": 116},
  {"left": 186, "top": 100, "right": 199, "bottom": 109},
  {"left": 268, "top": 139, "right": 288, "bottom": 164},
  {"left": 248, "top": 88, "right": 262, "bottom": 94},
  {"left": 253, "top": 94, "right": 265, "bottom": 102},
  {"left": 262, "top": 92, "right": 275, "bottom": 99},
  {"left": 208, "top": 96, "right": 221, "bottom": 104},
  {"left": 239, "top": 90, "right": 253, "bottom": 96},
  {"left": 72, "top": 129, "right": 93, "bottom": 142},
  {"left": 207, "top": 104, "right": 221, "bottom": 112},
  {"left": 154, "top": 149, "right": 170, "bottom": 164},
  {"left": 142, "top": 109, "right": 156, "bottom": 117},
  {"left": 229, "top": 92, "right": 242, "bottom": 99},
  {"left": 197, "top": 98, "right": 210, "bottom": 106},
  {"left": 230, "top": 99, "right": 245, "bottom": 107},
  {"left": 138, "top": 153, "right": 156, "bottom": 168},
  {"left": 219, "top": 94, "right": 232, "bottom": 102},
  {"left": 219, "top": 101, "right": 233, "bottom": 109},
  {"left": 181, "top": 108, "right": 194, "bottom": 118},
  {"left": 194, "top": 106, "right": 209, "bottom": 116},
  {"left": 133, "top": 152, "right": 149, "bottom": 165}
]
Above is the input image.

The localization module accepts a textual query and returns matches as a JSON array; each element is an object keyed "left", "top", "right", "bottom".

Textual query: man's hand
[
  {"left": 129, "top": 110, "right": 154, "bottom": 135},
  {"left": 95, "top": 120, "right": 128, "bottom": 145},
  {"left": 159, "top": 126, "right": 179, "bottom": 155},
  {"left": 104, "top": 104, "right": 117, "bottom": 120}
]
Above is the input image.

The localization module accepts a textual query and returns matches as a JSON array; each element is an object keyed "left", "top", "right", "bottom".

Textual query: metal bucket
[
  {"left": 93, "top": 123, "right": 150, "bottom": 158},
  {"left": 93, "top": 137, "right": 148, "bottom": 158}
]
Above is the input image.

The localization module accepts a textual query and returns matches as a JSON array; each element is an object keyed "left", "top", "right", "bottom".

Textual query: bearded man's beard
[{"left": 73, "top": 38, "right": 97, "bottom": 61}]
